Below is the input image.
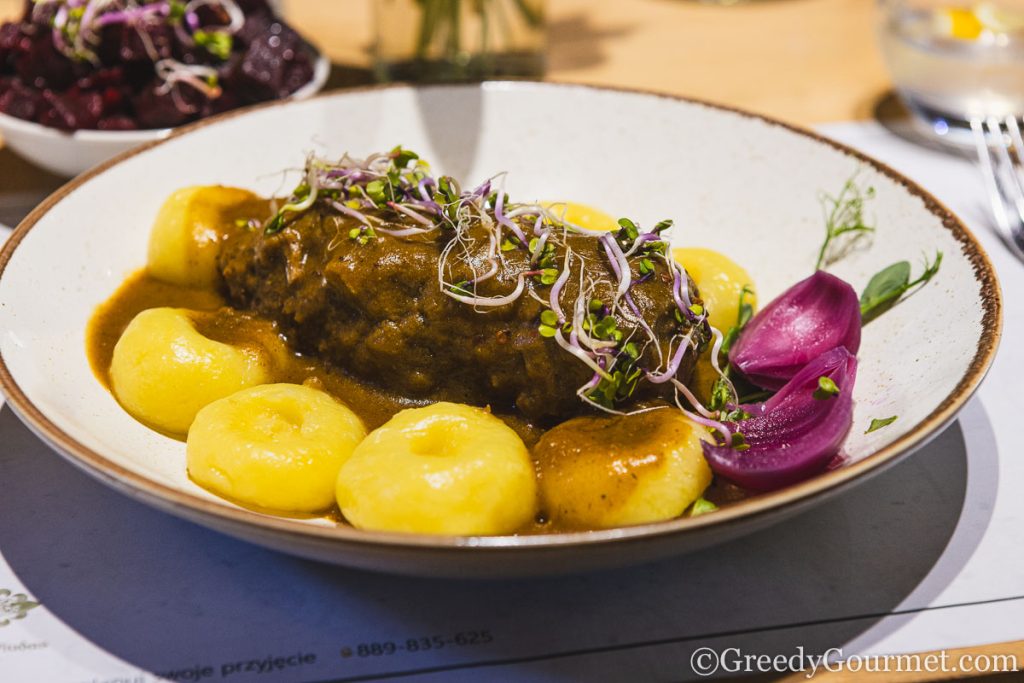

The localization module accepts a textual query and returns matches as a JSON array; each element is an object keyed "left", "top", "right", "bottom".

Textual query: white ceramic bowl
[
  {"left": 0, "top": 52, "right": 330, "bottom": 177},
  {"left": 0, "top": 83, "right": 1002, "bottom": 577}
]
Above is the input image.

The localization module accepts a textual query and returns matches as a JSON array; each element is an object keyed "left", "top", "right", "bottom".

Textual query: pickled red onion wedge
[
  {"left": 702, "top": 346, "right": 857, "bottom": 491},
  {"left": 730, "top": 270, "right": 861, "bottom": 390}
]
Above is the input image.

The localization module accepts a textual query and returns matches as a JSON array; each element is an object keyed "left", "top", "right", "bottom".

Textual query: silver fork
[{"left": 971, "top": 115, "right": 1024, "bottom": 262}]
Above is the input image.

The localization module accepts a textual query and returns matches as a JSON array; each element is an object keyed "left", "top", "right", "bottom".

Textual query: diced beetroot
[
  {"left": 282, "top": 52, "right": 313, "bottom": 95},
  {"left": 15, "top": 33, "right": 76, "bottom": 90},
  {"left": 193, "top": 5, "right": 231, "bottom": 28},
  {"left": 132, "top": 82, "right": 202, "bottom": 128},
  {"left": 76, "top": 66, "right": 126, "bottom": 91},
  {"left": 233, "top": 10, "right": 276, "bottom": 48},
  {"left": 38, "top": 89, "right": 101, "bottom": 130},
  {"left": 0, "top": 3, "right": 315, "bottom": 132},
  {"left": 97, "top": 115, "right": 137, "bottom": 131},
  {"left": 78, "top": 90, "right": 104, "bottom": 122},
  {"left": 94, "top": 23, "right": 125, "bottom": 66},
  {"left": 101, "top": 85, "right": 125, "bottom": 114},
  {"left": 202, "top": 89, "right": 241, "bottom": 117},
  {"left": 235, "top": 0, "right": 275, "bottom": 15},
  {"left": 228, "top": 23, "right": 312, "bottom": 101},
  {"left": 0, "top": 80, "right": 41, "bottom": 121},
  {"left": 119, "top": 23, "right": 174, "bottom": 62},
  {"left": 0, "top": 23, "right": 22, "bottom": 65}
]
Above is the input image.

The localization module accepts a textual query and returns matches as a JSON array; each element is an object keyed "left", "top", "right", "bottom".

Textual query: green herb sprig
[
  {"left": 720, "top": 285, "right": 755, "bottom": 356},
  {"left": 866, "top": 416, "right": 898, "bottom": 433},
  {"left": 815, "top": 175, "right": 876, "bottom": 270},
  {"left": 689, "top": 497, "right": 718, "bottom": 517},
  {"left": 860, "top": 252, "right": 943, "bottom": 323}
]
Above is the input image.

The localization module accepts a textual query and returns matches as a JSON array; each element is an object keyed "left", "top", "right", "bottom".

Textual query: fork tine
[
  {"left": 987, "top": 117, "right": 1024, "bottom": 211},
  {"left": 1002, "top": 116, "right": 1024, "bottom": 208},
  {"left": 1004, "top": 115, "right": 1024, "bottom": 172},
  {"left": 976, "top": 117, "right": 1024, "bottom": 259},
  {"left": 972, "top": 118, "right": 1013, "bottom": 234}
]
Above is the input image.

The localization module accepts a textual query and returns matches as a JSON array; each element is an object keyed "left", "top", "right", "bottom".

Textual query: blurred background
[
  {"left": 0, "top": 0, "right": 892, "bottom": 128},
  {"left": 3, "top": 0, "right": 1024, "bottom": 255}
]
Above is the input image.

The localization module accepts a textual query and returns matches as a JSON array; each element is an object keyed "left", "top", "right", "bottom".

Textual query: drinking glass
[{"left": 878, "top": 0, "right": 1024, "bottom": 144}]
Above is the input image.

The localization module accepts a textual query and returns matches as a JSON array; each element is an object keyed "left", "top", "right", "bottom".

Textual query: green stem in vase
[
  {"left": 415, "top": 0, "right": 439, "bottom": 59},
  {"left": 406, "top": 0, "right": 542, "bottom": 77},
  {"left": 510, "top": 0, "right": 542, "bottom": 27},
  {"left": 447, "top": 0, "right": 462, "bottom": 64},
  {"left": 478, "top": 0, "right": 490, "bottom": 60}
]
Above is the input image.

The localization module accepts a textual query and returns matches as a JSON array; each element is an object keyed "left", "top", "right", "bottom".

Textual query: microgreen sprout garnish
[
  {"left": 730, "top": 432, "right": 750, "bottom": 451},
  {"left": 859, "top": 251, "right": 943, "bottom": 323},
  {"left": 721, "top": 407, "right": 753, "bottom": 422},
  {"left": 815, "top": 173, "right": 876, "bottom": 270},
  {"left": 447, "top": 280, "right": 472, "bottom": 296},
  {"left": 535, "top": 268, "right": 559, "bottom": 285},
  {"left": 263, "top": 147, "right": 432, "bottom": 236},
  {"left": 689, "top": 497, "right": 718, "bottom": 517},
  {"left": 866, "top": 416, "right": 898, "bottom": 434},
  {"left": 529, "top": 235, "right": 557, "bottom": 268},
  {"left": 193, "top": 28, "right": 232, "bottom": 59},
  {"left": 720, "top": 285, "right": 755, "bottom": 356},
  {"left": 348, "top": 225, "right": 376, "bottom": 245},
  {"left": 702, "top": 286, "right": 756, "bottom": 420},
  {"left": 261, "top": 148, "right": 734, "bottom": 425},
  {"left": 813, "top": 376, "right": 840, "bottom": 400},
  {"left": 616, "top": 217, "right": 639, "bottom": 243},
  {"left": 538, "top": 309, "right": 559, "bottom": 337},
  {"left": 33, "top": 0, "right": 243, "bottom": 102},
  {"left": 708, "top": 377, "right": 732, "bottom": 413}
]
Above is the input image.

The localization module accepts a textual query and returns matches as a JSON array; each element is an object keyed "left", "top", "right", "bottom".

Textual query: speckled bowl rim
[{"left": 0, "top": 81, "right": 1004, "bottom": 553}]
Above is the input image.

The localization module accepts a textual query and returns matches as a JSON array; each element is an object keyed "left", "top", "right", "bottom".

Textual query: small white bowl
[{"left": 0, "top": 52, "right": 330, "bottom": 177}]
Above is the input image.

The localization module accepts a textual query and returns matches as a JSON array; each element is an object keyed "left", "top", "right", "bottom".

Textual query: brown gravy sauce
[
  {"left": 86, "top": 273, "right": 744, "bottom": 534},
  {"left": 87, "top": 270, "right": 544, "bottom": 438}
]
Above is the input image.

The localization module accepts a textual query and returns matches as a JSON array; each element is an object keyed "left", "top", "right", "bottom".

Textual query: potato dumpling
[
  {"left": 148, "top": 185, "right": 265, "bottom": 288},
  {"left": 336, "top": 402, "right": 537, "bottom": 535},
  {"left": 110, "top": 307, "right": 270, "bottom": 435},
  {"left": 188, "top": 384, "right": 366, "bottom": 514},
  {"left": 534, "top": 410, "right": 712, "bottom": 530},
  {"left": 545, "top": 201, "right": 618, "bottom": 231},
  {"left": 673, "top": 246, "right": 757, "bottom": 332}
]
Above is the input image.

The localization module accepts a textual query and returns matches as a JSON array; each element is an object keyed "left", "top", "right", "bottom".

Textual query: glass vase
[{"left": 373, "top": 0, "right": 546, "bottom": 82}]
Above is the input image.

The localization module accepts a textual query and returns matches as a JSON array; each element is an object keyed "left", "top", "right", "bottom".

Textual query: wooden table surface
[
  {"left": 283, "top": 0, "right": 893, "bottom": 127},
  {"left": 0, "top": 1, "right": 1019, "bottom": 680}
]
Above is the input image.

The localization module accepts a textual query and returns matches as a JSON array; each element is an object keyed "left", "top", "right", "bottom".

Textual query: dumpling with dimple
[
  {"left": 109, "top": 307, "right": 270, "bottom": 435},
  {"left": 534, "top": 410, "right": 713, "bottom": 530},
  {"left": 147, "top": 185, "right": 266, "bottom": 289},
  {"left": 336, "top": 402, "right": 537, "bottom": 535},
  {"left": 188, "top": 383, "right": 366, "bottom": 514}
]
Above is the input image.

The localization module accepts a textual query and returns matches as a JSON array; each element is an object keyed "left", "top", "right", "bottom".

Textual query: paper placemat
[{"left": 0, "top": 121, "right": 1021, "bottom": 682}]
